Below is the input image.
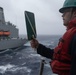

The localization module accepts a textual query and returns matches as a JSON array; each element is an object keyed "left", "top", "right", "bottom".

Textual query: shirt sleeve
[
  {"left": 69, "top": 34, "right": 76, "bottom": 75},
  {"left": 37, "top": 44, "right": 54, "bottom": 59}
]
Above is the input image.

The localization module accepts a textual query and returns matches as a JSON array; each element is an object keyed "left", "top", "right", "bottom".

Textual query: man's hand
[{"left": 30, "top": 38, "right": 39, "bottom": 48}]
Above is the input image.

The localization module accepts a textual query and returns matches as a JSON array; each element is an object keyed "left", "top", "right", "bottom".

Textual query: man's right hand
[{"left": 30, "top": 38, "right": 39, "bottom": 48}]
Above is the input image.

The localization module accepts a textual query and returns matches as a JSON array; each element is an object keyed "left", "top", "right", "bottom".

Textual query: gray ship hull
[
  {"left": 0, "top": 7, "right": 28, "bottom": 51},
  {"left": 0, "top": 38, "right": 27, "bottom": 50}
]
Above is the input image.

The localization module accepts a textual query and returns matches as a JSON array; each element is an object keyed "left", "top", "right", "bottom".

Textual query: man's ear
[{"left": 73, "top": 11, "right": 76, "bottom": 17}]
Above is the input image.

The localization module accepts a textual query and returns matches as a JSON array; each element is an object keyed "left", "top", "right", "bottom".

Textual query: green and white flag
[{"left": 24, "top": 11, "right": 37, "bottom": 40}]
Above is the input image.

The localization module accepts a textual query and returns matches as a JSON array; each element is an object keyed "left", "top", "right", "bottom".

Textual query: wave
[
  {"left": 0, "top": 64, "right": 31, "bottom": 74},
  {"left": 29, "top": 54, "right": 41, "bottom": 58},
  {"left": 0, "top": 64, "right": 15, "bottom": 74}
]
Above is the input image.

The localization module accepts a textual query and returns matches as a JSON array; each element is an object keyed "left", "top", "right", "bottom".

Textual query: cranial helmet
[{"left": 59, "top": 0, "right": 76, "bottom": 13}]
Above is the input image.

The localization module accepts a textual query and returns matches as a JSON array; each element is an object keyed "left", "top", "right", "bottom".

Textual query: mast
[{"left": 0, "top": 7, "right": 5, "bottom": 24}]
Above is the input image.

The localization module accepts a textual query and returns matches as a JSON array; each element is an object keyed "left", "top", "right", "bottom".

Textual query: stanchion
[{"left": 39, "top": 59, "right": 45, "bottom": 75}]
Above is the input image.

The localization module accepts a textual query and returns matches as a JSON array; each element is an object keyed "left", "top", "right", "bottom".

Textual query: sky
[{"left": 0, "top": 0, "right": 66, "bottom": 35}]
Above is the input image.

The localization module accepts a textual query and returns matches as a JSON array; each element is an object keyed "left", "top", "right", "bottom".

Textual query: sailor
[{"left": 30, "top": 0, "right": 76, "bottom": 75}]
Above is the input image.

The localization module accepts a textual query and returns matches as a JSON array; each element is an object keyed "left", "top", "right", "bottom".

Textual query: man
[{"left": 30, "top": 0, "right": 76, "bottom": 75}]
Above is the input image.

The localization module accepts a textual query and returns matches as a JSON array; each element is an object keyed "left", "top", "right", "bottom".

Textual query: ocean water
[{"left": 0, "top": 35, "right": 61, "bottom": 75}]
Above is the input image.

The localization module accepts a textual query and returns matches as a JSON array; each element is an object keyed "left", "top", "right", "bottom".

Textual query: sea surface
[{"left": 0, "top": 35, "right": 61, "bottom": 75}]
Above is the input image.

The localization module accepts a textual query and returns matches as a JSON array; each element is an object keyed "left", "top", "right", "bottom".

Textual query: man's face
[{"left": 62, "top": 9, "right": 72, "bottom": 26}]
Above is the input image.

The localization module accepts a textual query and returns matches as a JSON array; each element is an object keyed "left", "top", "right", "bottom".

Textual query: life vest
[{"left": 51, "top": 19, "right": 76, "bottom": 75}]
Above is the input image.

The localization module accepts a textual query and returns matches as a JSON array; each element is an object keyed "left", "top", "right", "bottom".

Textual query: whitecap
[
  {"left": 0, "top": 64, "right": 15, "bottom": 74},
  {"left": 29, "top": 54, "right": 41, "bottom": 57},
  {"left": 21, "top": 62, "right": 26, "bottom": 66},
  {"left": 0, "top": 64, "right": 31, "bottom": 74},
  {"left": 9, "top": 66, "right": 31, "bottom": 73}
]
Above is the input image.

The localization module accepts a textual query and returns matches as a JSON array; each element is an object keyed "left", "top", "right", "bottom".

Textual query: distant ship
[{"left": 0, "top": 7, "right": 28, "bottom": 50}]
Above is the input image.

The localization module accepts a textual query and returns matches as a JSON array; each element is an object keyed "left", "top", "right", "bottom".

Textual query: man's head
[{"left": 59, "top": 0, "right": 76, "bottom": 26}]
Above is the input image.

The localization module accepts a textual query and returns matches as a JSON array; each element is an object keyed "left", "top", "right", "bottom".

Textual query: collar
[{"left": 67, "top": 19, "right": 76, "bottom": 30}]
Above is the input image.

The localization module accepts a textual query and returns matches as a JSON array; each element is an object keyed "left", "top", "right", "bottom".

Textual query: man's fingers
[{"left": 30, "top": 39, "right": 39, "bottom": 48}]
